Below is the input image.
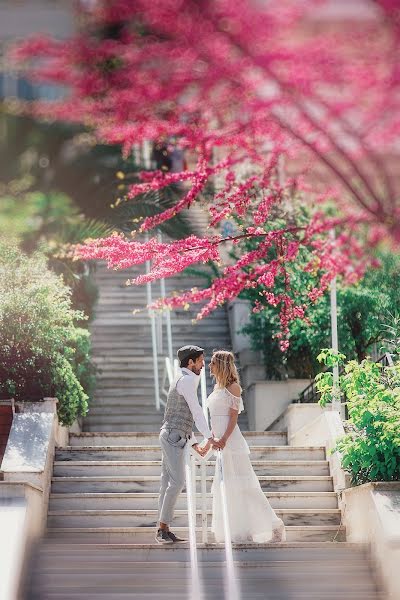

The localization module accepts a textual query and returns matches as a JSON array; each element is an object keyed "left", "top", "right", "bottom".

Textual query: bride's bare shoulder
[{"left": 226, "top": 382, "right": 241, "bottom": 398}]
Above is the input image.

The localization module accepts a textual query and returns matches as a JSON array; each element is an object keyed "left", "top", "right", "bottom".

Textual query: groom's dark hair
[{"left": 177, "top": 345, "right": 204, "bottom": 368}]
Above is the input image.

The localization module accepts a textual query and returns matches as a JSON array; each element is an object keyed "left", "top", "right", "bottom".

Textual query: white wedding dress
[{"left": 207, "top": 386, "right": 286, "bottom": 543}]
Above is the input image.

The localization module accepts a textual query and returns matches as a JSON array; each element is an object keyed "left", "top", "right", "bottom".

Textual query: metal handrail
[
  {"left": 216, "top": 450, "right": 240, "bottom": 600},
  {"left": 296, "top": 351, "right": 396, "bottom": 406},
  {"left": 146, "top": 230, "right": 174, "bottom": 411},
  {"left": 185, "top": 444, "right": 203, "bottom": 600}
]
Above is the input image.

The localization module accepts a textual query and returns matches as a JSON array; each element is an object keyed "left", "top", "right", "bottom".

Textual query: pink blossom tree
[{"left": 12, "top": 0, "right": 400, "bottom": 347}]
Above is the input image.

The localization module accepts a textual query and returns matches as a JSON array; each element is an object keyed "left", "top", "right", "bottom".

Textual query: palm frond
[{"left": 112, "top": 186, "right": 193, "bottom": 239}]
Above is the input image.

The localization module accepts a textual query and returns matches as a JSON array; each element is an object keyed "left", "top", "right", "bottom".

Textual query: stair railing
[
  {"left": 296, "top": 351, "right": 395, "bottom": 419},
  {"left": 145, "top": 230, "right": 174, "bottom": 411},
  {"left": 185, "top": 442, "right": 209, "bottom": 600},
  {"left": 216, "top": 450, "right": 241, "bottom": 600},
  {"left": 185, "top": 442, "right": 202, "bottom": 600}
]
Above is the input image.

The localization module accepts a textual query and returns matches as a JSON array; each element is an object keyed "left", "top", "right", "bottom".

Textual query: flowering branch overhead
[{"left": 11, "top": 0, "right": 400, "bottom": 345}]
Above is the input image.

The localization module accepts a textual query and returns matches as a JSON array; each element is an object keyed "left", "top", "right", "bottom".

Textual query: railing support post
[
  {"left": 217, "top": 451, "right": 240, "bottom": 600},
  {"left": 201, "top": 459, "right": 208, "bottom": 543},
  {"left": 185, "top": 445, "right": 202, "bottom": 600},
  {"left": 145, "top": 233, "right": 160, "bottom": 411},
  {"left": 158, "top": 230, "right": 174, "bottom": 364}
]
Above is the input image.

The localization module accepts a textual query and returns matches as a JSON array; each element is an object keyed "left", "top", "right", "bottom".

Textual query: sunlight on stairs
[{"left": 23, "top": 431, "right": 382, "bottom": 599}]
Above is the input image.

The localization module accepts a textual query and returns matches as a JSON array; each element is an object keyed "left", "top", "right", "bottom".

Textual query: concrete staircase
[
  {"left": 87, "top": 261, "right": 248, "bottom": 432},
  {"left": 48, "top": 432, "right": 343, "bottom": 542},
  {"left": 24, "top": 430, "right": 382, "bottom": 599}
]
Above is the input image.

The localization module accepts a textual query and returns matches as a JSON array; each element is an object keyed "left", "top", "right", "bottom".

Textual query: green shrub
[
  {"left": 0, "top": 242, "right": 91, "bottom": 425},
  {"left": 316, "top": 349, "right": 400, "bottom": 485}
]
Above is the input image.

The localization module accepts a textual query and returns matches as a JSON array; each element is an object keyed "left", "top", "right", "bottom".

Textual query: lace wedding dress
[{"left": 207, "top": 386, "right": 286, "bottom": 543}]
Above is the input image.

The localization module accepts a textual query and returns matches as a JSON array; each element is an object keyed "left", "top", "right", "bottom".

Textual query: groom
[{"left": 156, "top": 344, "right": 222, "bottom": 544}]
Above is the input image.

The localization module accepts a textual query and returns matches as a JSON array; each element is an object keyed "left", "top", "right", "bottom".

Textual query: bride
[{"left": 201, "top": 350, "right": 286, "bottom": 543}]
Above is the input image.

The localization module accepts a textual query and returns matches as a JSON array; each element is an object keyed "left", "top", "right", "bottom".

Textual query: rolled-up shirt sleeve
[{"left": 177, "top": 375, "right": 212, "bottom": 440}]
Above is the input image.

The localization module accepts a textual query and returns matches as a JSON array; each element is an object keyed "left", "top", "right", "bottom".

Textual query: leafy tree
[
  {"left": 0, "top": 242, "right": 91, "bottom": 425},
  {"left": 241, "top": 250, "right": 400, "bottom": 379}
]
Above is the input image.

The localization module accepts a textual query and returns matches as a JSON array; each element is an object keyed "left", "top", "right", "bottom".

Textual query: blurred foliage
[
  {"left": 0, "top": 112, "right": 193, "bottom": 238},
  {"left": 0, "top": 242, "right": 93, "bottom": 424},
  {"left": 316, "top": 349, "right": 400, "bottom": 485},
  {"left": 0, "top": 191, "right": 113, "bottom": 321}
]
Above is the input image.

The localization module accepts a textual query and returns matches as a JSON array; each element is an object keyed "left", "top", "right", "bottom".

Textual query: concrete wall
[
  {"left": 0, "top": 1, "right": 75, "bottom": 40},
  {"left": 227, "top": 299, "right": 252, "bottom": 354},
  {"left": 0, "top": 482, "right": 43, "bottom": 600},
  {"left": 0, "top": 398, "right": 80, "bottom": 599},
  {"left": 342, "top": 482, "right": 400, "bottom": 599},
  {"left": 246, "top": 379, "right": 310, "bottom": 431},
  {"left": 280, "top": 404, "right": 349, "bottom": 492}
]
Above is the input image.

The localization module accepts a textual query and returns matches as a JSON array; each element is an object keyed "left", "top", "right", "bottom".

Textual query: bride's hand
[{"left": 212, "top": 437, "right": 226, "bottom": 450}]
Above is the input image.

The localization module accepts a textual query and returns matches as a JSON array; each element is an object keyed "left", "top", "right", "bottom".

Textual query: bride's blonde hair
[{"left": 211, "top": 350, "right": 241, "bottom": 389}]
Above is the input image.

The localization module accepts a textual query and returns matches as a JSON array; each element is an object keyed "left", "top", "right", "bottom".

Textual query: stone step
[
  {"left": 57, "top": 445, "right": 325, "bottom": 461},
  {"left": 35, "top": 540, "right": 369, "bottom": 561},
  {"left": 94, "top": 307, "right": 227, "bottom": 321},
  {"left": 46, "top": 524, "right": 345, "bottom": 543},
  {"left": 83, "top": 423, "right": 164, "bottom": 432},
  {"left": 32, "top": 558, "right": 372, "bottom": 575},
  {"left": 91, "top": 391, "right": 160, "bottom": 401},
  {"left": 51, "top": 475, "right": 333, "bottom": 494},
  {"left": 25, "top": 590, "right": 378, "bottom": 600},
  {"left": 33, "top": 540, "right": 380, "bottom": 597},
  {"left": 23, "top": 585, "right": 379, "bottom": 600},
  {"left": 91, "top": 321, "right": 230, "bottom": 332},
  {"left": 92, "top": 357, "right": 163, "bottom": 367},
  {"left": 91, "top": 345, "right": 148, "bottom": 352},
  {"left": 95, "top": 378, "right": 162, "bottom": 387},
  {"left": 87, "top": 406, "right": 163, "bottom": 416},
  {"left": 33, "top": 561, "right": 374, "bottom": 587},
  {"left": 53, "top": 460, "right": 330, "bottom": 477},
  {"left": 93, "top": 369, "right": 165, "bottom": 378},
  {"left": 88, "top": 395, "right": 159, "bottom": 404},
  {"left": 48, "top": 508, "right": 341, "bottom": 528},
  {"left": 49, "top": 491, "right": 339, "bottom": 511},
  {"left": 83, "top": 415, "right": 163, "bottom": 426},
  {"left": 69, "top": 432, "right": 288, "bottom": 447}
]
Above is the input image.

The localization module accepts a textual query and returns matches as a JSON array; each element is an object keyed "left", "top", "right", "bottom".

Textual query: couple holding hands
[{"left": 156, "top": 345, "right": 286, "bottom": 545}]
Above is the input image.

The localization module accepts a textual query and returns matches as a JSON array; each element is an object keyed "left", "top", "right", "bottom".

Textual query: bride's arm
[
  {"left": 220, "top": 382, "right": 242, "bottom": 446},
  {"left": 220, "top": 407, "right": 239, "bottom": 446}
]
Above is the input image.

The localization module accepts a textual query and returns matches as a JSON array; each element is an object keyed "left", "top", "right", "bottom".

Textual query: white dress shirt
[{"left": 176, "top": 367, "right": 212, "bottom": 443}]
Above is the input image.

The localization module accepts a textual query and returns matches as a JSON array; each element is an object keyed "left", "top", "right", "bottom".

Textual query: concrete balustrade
[
  {"left": 0, "top": 398, "right": 80, "bottom": 600},
  {"left": 342, "top": 482, "right": 400, "bottom": 600}
]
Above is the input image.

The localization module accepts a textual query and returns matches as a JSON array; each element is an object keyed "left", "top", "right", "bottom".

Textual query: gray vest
[{"left": 162, "top": 373, "right": 194, "bottom": 436}]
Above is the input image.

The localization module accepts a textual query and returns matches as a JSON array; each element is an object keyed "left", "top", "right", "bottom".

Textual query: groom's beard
[{"left": 192, "top": 367, "right": 202, "bottom": 376}]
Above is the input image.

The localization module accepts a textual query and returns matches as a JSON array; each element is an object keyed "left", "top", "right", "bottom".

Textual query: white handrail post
[
  {"left": 191, "top": 452, "right": 197, "bottom": 511},
  {"left": 173, "top": 358, "right": 180, "bottom": 377},
  {"left": 145, "top": 233, "right": 160, "bottom": 411},
  {"left": 158, "top": 231, "right": 174, "bottom": 364},
  {"left": 165, "top": 357, "right": 173, "bottom": 385},
  {"left": 217, "top": 450, "right": 240, "bottom": 600},
  {"left": 200, "top": 368, "right": 208, "bottom": 422},
  {"left": 201, "top": 458, "right": 208, "bottom": 543},
  {"left": 185, "top": 445, "right": 202, "bottom": 600}
]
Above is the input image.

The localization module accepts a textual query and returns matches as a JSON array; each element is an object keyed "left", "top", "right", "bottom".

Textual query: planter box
[{"left": 342, "top": 482, "right": 400, "bottom": 599}]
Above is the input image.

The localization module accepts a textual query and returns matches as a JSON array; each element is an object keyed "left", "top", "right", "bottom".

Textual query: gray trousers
[{"left": 158, "top": 427, "right": 189, "bottom": 526}]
